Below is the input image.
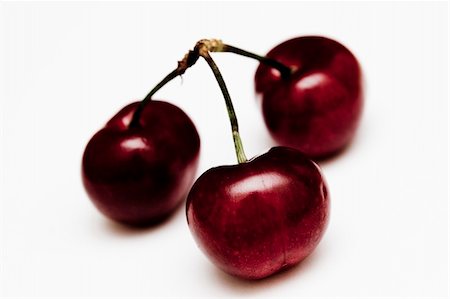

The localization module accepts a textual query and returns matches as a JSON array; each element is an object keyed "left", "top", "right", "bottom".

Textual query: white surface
[{"left": 0, "top": 2, "right": 448, "bottom": 298}]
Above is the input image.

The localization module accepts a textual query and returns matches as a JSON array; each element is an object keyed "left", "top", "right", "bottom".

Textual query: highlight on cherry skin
[
  {"left": 82, "top": 100, "right": 200, "bottom": 226},
  {"left": 186, "top": 147, "right": 329, "bottom": 280},
  {"left": 255, "top": 36, "right": 363, "bottom": 159}
]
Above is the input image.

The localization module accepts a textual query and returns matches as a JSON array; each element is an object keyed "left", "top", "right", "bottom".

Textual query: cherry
[
  {"left": 187, "top": 146, "right": 329, "bottom": 279},
  {"left": 82, "top": 100, "right": 200, "bottom": 226},
  {"left": 82, "top": 53, "right": 202, "bottom": 226},
  {"left": 254, "top": 36, "right": 363, "bottom": 159},
  {"left": 185, "top": 46, "right": 329, "bottom": 279}
]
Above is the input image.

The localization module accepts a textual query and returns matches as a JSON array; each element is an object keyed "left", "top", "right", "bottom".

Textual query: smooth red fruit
[
  {"left": 82, "top": 101, "right": 200, "bottom": 226},
  {"left": 186, "top": 147, "right": 329, "bottom": 279},
  {"left": 255, "top": 36, "right": 363, "bottom": 159}
]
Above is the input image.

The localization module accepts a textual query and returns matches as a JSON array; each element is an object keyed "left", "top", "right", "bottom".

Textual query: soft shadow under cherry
[{"left": 212, "top": 247, "right": 326, "bottom": 295}]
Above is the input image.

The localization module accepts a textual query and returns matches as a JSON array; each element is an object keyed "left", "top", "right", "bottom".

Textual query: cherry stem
[
  {"left": 128, "top": 38, "right": 284, "bottom": 163},
  {"left": 129, "top": 69, "right": 179, "bottom": 128},
  {"left": 198, "top": 39, "right": 292, "bottom": 79},
  {"left": 129, "top": 50, "right": 199, "bottom": 128},
  {"left": 199, "top": 50, "right": 248, "bottom": 164},
  {"left": 221, "top": 44, "right": 292, "bottom": 79}
]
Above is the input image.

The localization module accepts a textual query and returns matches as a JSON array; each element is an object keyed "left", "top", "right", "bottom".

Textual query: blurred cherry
[
  {"left": 82, "top": 100, "right": 200, "bottom": 226},
  {"left": 254, "top": 36, "right": 363, "bottom": 159}
]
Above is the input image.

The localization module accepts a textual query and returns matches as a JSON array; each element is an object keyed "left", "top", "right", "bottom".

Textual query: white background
[{"left": 0, "top": 1, "right": 448, "bottom": 298}]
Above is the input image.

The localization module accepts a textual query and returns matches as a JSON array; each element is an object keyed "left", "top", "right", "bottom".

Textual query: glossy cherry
[
  {"left": 82, "top": 100, "right": 200, "bottom": 226},
  {"left": 187, "top": 147, "right": 329, "bottom": 279},
  {"left": 186, "top": 49, "right": 329, "bottom": 280},
  {"left": 255, "top": 36, "right": 363, "bottom": 159}
]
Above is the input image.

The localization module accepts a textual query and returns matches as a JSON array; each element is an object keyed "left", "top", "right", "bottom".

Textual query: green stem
[{"left": 201, "top": 52, "right": 248, "bottom": 164}]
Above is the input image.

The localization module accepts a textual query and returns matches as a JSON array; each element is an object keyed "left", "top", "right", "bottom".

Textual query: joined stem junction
[{"left": 129, "top": 38, "right": 292, "bottom": 163}]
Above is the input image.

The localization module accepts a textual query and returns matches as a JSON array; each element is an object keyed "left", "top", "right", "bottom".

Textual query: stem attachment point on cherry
[
  {"left": 198, "top": 39, "right": 293, "bottom": 79},
  {"left": 129, "top": 50, "right": 200, "bottom": 129}
]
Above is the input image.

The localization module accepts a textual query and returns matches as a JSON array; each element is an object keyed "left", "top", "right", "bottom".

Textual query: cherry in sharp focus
[
  {"left": 186, "top": 46, "right": 329, "bottom": 280},
  {"left": 82, "top": 57, "right": 200, "bottom": 226},
  {"left": 254, "top": 36, "right": 363, "bottom": 159},
  {"left": 187, "top": 147, "right": 329, "bottom": 279}
]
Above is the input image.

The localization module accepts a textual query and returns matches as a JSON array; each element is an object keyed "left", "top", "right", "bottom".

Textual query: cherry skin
[
  {"left": 255, "top": 36, "right": 363, "bottom": 159},
  {"left": 186, "top": 146, "right": 329, "bottom": 279},
  {"left": 82, "top": 100, "right": 200, "bottom": 226}
]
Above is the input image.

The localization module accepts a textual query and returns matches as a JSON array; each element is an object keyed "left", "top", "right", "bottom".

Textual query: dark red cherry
[
  {"left": 255, "top": 36, "right": 363, "bottom": 159},
  {"left": 186, "top": 146, "right": 329, "bottom": 279},
  {"left": 82, "top": 100, "right": 200, "bottom": 226}
]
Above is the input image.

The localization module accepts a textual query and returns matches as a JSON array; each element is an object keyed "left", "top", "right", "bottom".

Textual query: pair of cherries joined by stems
[{"left": 82, "top": 36, "right": 363, "bottom": 280}]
